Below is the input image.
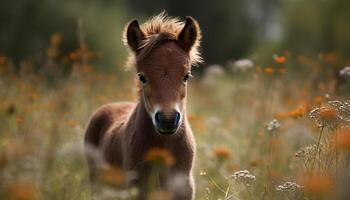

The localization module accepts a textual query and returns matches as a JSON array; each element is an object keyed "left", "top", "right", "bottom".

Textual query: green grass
[{"left": 0, "top": 53, "right": 349, "bottom": 199}]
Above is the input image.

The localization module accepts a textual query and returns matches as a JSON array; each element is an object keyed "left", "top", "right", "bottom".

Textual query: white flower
[
  {"left": 230, "top": 59, "right": 254, "bottom": 73},
  {"left": 231, "top": 170, "right": 256, "bottom": 186},
  {"left": 205, "top": 64, "right": 225, "bottom": 76},
  {"left": 266, "top": 119, "right": 281, "bottom": 132},
  {"left": 339, "top": 66, "right": 350, "bottom": 79}
]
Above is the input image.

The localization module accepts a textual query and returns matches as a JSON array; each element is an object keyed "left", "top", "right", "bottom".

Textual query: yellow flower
[
  {"left": 213, "top": 147, "right": 231, "bottom": 160},
  {"left": 144, "top": 148, "right": 175, "bottom": 167}
]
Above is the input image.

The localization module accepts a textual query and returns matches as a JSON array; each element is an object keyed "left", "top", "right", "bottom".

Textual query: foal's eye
[
  {"left": 183, "top": 73, "right": 192, "bottom": 83},
  {"left": 137, "top": 73, "right": 147, "bottom": 84}
]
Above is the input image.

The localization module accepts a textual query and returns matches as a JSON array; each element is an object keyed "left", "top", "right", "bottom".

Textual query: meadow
[{"left": 0, "top": 34, "right": 350, "bottom": 200}]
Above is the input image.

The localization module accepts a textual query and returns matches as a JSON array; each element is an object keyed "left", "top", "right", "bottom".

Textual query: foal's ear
[
  {"left": 124, "top": 19, "right": 145, "bottom": 52},
  {"left": 178, "top": 17, "right": 201, "bottom": 52}
]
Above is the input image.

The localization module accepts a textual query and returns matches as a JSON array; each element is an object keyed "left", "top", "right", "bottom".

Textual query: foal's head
[{"left": 123, "top": 13, "right": 202, "bottom": 135}]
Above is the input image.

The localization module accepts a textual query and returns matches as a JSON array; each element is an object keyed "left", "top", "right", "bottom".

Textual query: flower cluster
[
  {"left": 266, "top": 119, "right": 281, "bottom": 132},
  {"left": 276, "top": 181, "right": 303, "bottom": 192},
  {"left": 339, "top": 66, "right": 350, "bottom": 79},
  {"left": 295, "top": 145, "right": 318, "bottom": 159},
  {"left": 310, "top": 100, "right": 350, "bottom": 128},
  {"left": 231, "top": 170, "right": 256, "bottom": 186},
  {"left": 230, "top": 59, "right": 254, "bottom": 73}
]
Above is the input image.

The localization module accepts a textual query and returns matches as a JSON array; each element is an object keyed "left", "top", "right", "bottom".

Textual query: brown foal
[{"left": 84, "top": 13, "right": 202, "bottom": 200}]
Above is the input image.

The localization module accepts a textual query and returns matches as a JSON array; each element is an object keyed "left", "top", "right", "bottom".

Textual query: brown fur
[
  {"left": 84, "top": 13, "right": 201, "bottom": 200},
  {"left": 123, "top": 12, "right": 202, "bottom": 68}
]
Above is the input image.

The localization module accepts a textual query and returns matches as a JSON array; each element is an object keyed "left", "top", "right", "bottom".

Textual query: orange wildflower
[
  {"left": 16, "top": 116, "right": 23, "bottom": 125},
  {"left": 264, "top": 67, "right": 275, "bottom": 75},
  {"left": 302, "top": 174, "right": 332, "bottom": 195},
  {"left": 319, "top": 107, "right": 337, "bottom": 121},
  {"left": 213, "top": 147, "right": 231, "bottom": 160},
  {"left": 144, "top": 148, "right": 175, "bottom": 166},
  {"left": 7, "top": 183, "right": 37, "bottom": 200},
  {"left": 274, "top": 55, "right": 286, "bottom": 64},
  {"left": 288, "top": 106, "right": 306, "bottom": 119},
  {"left": 97, "top": 165, "right": 125, "bottom": 186}
]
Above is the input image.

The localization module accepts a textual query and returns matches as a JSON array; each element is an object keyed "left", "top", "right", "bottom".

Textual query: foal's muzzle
[{"left": 154, "top": 110, "right": 181, "bottom": 135}]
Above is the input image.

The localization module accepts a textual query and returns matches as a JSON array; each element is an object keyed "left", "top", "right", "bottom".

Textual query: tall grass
[{"left": 0, "top": 34, "right": 350, "bottom": 199}]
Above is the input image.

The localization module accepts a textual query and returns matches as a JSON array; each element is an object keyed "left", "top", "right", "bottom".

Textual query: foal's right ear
[{"left": 124, "top": 20, "right": 145, "bottom": 52}]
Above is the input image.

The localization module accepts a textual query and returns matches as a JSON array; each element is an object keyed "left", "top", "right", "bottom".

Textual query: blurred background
[
  {"left": 2, "top": 0, "right": 350, "bottom": 70},
  {"left": 1, "top": 1, "right": 350, "bottom": 200}
]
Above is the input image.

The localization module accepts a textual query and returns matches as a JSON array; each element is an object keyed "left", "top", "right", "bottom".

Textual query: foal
[{"left": 84, "top": 13, "right": 202, "bottom": 200}]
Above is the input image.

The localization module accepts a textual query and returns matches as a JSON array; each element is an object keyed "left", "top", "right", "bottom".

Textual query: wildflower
[
  {"left": 276, "top": 181, "right": 303, "bottom": 192},
  {"left": 328, "top": 100, "right": 350, "bottom": 122},
  {"left": 310, "top": 106, "right": 339, "bottom": 128},
  {"left": 7, "top": 183, "right": 37, "bottom": 200},
  {"left": 302, "top": 174, "right": 332, "bottom": 195},
  {"left": 213, "top": 147, "right": 231, "bottom": 160},
  {"left": 274, "top": 55, "right": 286, "bottom": 64},
  {"left": 97, "top": 165, "right": 125, "bottom": 186},
  {"left": 264, "top": 67, "right": 275, "bottom": 75},
  {"left": 16, "top": 116, "right": 23, "bottom": 125},
  {"left": 310, "top": 100, "right": 350, "bottom": 128},
  {"left": 205, "top": 64, "right": 225, "bottom": 76},
  {"left": 295, "top": 145, "right": 318, "bottom": 159},
  {"left": 276, "top": 181, "right": 304, "bottom": 199},
  {"left": 266, "top": 119, "right": 281, "bottom": 132},
  {"left": 144, "top": 148, "right": 175, "bottom": 167},
  {"left": 230, "top": 59, "right": 254, "bottom": 73},
  {"left": 339, "top": 66, "right": 350, "bottom": 79},
  {"left": 288, "top": 106, "right": 306, "bottom": 119},
  {"left": 231, "top": 170, "right": 256, "bottom": 186},
  {"left": 319, "top": 107, "right": 337, "bottom": 120}
]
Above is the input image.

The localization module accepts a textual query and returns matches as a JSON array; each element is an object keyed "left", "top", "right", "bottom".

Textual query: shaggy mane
[{"left": 123, "top": 12, "right": 202, "bottom": 68}]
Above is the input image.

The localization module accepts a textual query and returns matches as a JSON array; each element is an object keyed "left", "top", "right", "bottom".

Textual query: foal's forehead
[{"left": 137, "top": 41, "right": 190, "bottom": 73}]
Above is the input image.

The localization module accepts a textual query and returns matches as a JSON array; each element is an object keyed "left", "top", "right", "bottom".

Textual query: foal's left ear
[
  {"left": 178, "top": 17, "right": 201, "bottom": 52},
  {"left": 124, "top": 19, "right": 145, "bottom": 53}
]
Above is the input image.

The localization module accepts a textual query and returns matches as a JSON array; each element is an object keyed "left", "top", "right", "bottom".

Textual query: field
[{"left": 0, "top": 48, "right": 350, "bottom": 200}]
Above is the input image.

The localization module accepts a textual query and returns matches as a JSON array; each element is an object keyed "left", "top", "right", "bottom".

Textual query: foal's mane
[{"left": 123, "top": 12, "right": 202, "bottom": 67}]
